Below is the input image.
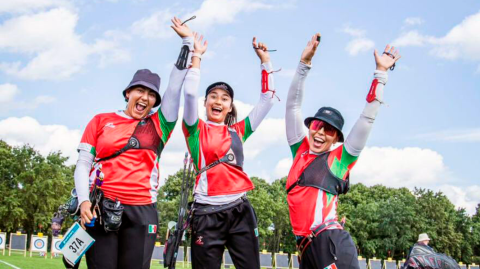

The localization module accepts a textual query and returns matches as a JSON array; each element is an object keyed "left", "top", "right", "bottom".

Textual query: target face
[
  {"left": 34, "top": 239, "right": 45, "bottom": 249},
  {"left": 55, "top": 241, "right": 61, "bottom": 250},
  {"left": 0, "top": 237, "right": 3, "bottom": 245}
]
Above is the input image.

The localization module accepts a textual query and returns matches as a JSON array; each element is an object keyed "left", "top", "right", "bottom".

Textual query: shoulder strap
[{"left": 96, "top": 120, "right": 143, "bottom": 162}]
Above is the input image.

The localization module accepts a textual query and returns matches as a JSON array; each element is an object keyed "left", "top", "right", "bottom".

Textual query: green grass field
[{"left": 0, "top": 253, "right": 194, "bottom": 269}]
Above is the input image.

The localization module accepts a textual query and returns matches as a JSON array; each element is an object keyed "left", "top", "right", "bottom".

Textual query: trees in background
[
  {"left": 1, "top": 140, "right": 479, "bottom": 263},
  {"left": 0, "top": 140, "right": 74, "bottom": 236}
]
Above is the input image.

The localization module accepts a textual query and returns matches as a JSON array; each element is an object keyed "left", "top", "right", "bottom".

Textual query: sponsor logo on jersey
[
  {"left": 254, "top": 228, "right": 259, "bottom": 237},
  {"left": 148, "top": 224, "right": 157, "bottom": 234},
  {"left": 324, "top": 263, "right": 338, "bottom": 269},
  {"left": 104, "top": 122, "right": 116, "bottom": 129}
]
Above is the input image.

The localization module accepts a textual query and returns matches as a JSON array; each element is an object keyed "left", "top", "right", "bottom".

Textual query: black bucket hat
[
  {"left": 123, "top": 69, "right": 161, "bottom": 107},
  {"left": 304, "top": 106, "right": 345, "bottom": 142},
  {"left": 205, "top": 82, "right": 234, "bottom": 99}
]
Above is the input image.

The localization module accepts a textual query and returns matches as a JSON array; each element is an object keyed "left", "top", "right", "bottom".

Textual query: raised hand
[
  {"left": 374, "top": 45, "right": 401, "bottom": 72},
  {"left": 252, "top": 37, "right": 270, "bottom": 64},
  {"left": 193, "top": 32, "right": 208, "bottom": 55},
  {"left": 171, "top": 16, "right": 193, "bottom": 38},
  {"left": 300, "top": 33, "right": 320, "bottom": 65}
]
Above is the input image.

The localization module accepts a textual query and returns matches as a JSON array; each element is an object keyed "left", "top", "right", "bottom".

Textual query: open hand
[
  {"left": 193, "top": 32, "right": 208, "bottom": 55},
  {"left": 300, "top": 33, "right": 320, "bottom": 65},
  {"left": 374, "top": 45, "right": 401, "bottom": 72},
  {"left": 252, "top": 37, "right": 270, "bottom": 64},
  {"left": 171, "top": 16, "right": 193, "bottom": 38}
]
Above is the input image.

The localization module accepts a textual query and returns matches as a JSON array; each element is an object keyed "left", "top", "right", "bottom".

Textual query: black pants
[
  {"left": 300, "top": 229, "right": 359, "bottom": 269},
  {"left": 190, "top": 199, "right": 260, "bottom": 269},
  {"left": 64, "top": 203, "right": 158, "bottom": 269}
]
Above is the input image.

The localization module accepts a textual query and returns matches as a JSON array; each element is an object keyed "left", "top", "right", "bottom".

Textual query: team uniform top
[
  {"left": 285, "top": 62, "right": 388, "bottom": 236},
  {"left": 182, "top": 62, "right": 277, "bottom": 205},
  {"left": 75, "top": 37, "right": 194, "bottom": 206},
  {"left": 78, "top": 110, "right": 174, "bottom": 205}
]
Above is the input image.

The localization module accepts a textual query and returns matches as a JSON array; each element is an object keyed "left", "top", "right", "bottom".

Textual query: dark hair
[{"left": 225, "top": 102, "right": 237, "bottom": 126}]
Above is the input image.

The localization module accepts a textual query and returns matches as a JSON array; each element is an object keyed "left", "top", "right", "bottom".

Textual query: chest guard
[
  {"left": 287, "top": 151, "right": 349, "bottom": 195},
  {"left": 98, "top": 117, "right": 163, "bottom": 162},
  {"left": 197, "top": 128, "right": 244, "bottom": 174}
]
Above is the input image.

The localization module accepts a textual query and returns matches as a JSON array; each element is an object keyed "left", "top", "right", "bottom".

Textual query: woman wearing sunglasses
[
  {"left": 182, "top": 34, "right": 278, "bottom": 269},
  {"left": 285, "top": 33, "right": 401, "bottom": 269}
]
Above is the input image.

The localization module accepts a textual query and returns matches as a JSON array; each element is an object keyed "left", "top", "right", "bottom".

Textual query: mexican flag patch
[
  {"left": 324, "top": 263, "right": 338, "bottom": 269},
  {"left": 148, "top": 224, "right": 157, "bottom": 234}
]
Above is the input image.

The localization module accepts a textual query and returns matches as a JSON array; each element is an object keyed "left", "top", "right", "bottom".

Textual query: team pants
[
  {"left": 64, "top": 203, "right": 158, "bottom": 269},
  {"left": 300, "top": 229, "right": 359, "bottom": 269},
  {"left": 190, "top": 199, "right": 260, "bottom": 269}
]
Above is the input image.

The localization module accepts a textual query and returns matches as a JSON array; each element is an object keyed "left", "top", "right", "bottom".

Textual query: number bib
[{"left": 60, "top": 223, "right": 95, "bottom": 266}]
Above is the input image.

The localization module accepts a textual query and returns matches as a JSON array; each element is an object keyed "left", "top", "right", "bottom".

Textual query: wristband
[{"left": 192, "top": 53, "right": 202, "bottom": 60}]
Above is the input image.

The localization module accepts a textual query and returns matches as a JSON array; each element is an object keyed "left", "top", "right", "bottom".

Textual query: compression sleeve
[
  {"left": 160, "top": 36, "right": 194, "bottom": 122},
  {"left": 183, "top": 67, "right": 201, "bottom": 126},
  {"left": 343, "top": 70, "right": 388, "bottom": 156},
  {"left": 246, "top": 61, "right": 277, "bottom": 132},
  {"left": 286, "top": 62, "right": 311, "bottom": 147},
  {"left": 74, "top": 150, "right": 94, "bottom": 205}
]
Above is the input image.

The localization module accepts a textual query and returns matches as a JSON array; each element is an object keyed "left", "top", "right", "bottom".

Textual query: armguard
[{"left": 175, "top": 45, "right": 191, "bottom": 70}]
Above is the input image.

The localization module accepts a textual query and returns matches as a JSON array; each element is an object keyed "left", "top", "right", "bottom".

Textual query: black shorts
[
  {"left": 190, "top": 198, "right": 260, "bottom": 269},
  {"left": 300, "top": 229, "right": 359, "bottom": 269},
  {"left": 64, "top": 203, "right": 158, "bottom": 269}
]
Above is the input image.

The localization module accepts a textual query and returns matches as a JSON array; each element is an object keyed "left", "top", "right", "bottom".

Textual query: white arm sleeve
[
  {"left": 74, "top": 150, "right": 94, "bottom": 205},
  {"left": 247, "top": 61, "right": 277, "bottom": 131},
  {"left": 183, "top": 68, "right": 201, "bottom": 126},
  {"left": 344, "top": 70, "right": 388, "bottom": 156},
  {"left": 286, "top": 62, "right": 311, "bottom": 146},
  {"left": 160, "top": 36, "right": 194, "bottom": 122}
]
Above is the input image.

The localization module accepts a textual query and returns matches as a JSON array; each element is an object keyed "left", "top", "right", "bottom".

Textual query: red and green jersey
[
  {"left": 78, "top": 110, "right": 175, "bottom": 205},
  {"left": 286, "top": 137, "right": 358, "bottom": 236},
  {"left": 182, "top": 118, "right": 254, "bottom": 196}
]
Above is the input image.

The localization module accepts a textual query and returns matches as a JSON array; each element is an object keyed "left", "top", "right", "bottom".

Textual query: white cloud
[
  {"left": 0, "top": 83, "right": 55, "bottom": 111},
  {"left": 274, "top": 157, "right": 292, "bottom": 178},
  {"left": 0, "top": 117, "right": 81, "bottom": 164},
  {"left": 0, "top": 7, "right": 130, "bottom": 80},
  {"left": 351, "top": 146, "right": 450, "bottom": 188},
  {"left": 0, "top": 83, "right": 19, "bottom": 103},
  {"left": 130, "top": 9, "right": 175, "bottom": 40},
  {"left": 345, "top": 38, "right": 375, "bottom": 56},
  {"left": 416, "top": 128, "right": 480, "bottom": 142},
  {"left": 186, "top": 0, "right": 273, "bottom": 31},
  {"left": 131, "top": 0, "right": 277, "bottom": 40},
  {"left": 404, "top": 17, "right": 424, "bottom": 27},
  {"left": 342, "top": 26, "right": 375, "bottom": 56},
  {"left": 0, "top": 0, "right": 71, "bottom": 14},
  {"left": 392, "top": 11, "right": 480, "bottom": 62},
  {"left": 391, "top": 30, "right": 434, "bottom": 47},
  {"left": 342, "top": 26, "right": 366, "bottom": 38},
  {"left": 437, "top": 184, "right": 480, "bottom": 215}
]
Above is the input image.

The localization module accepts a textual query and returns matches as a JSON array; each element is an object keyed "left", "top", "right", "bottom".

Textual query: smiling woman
[
  {"left": 284, "top": 33, "right": 401, "bottom": 269},
  {"left": 66, "top": 16, "right": 196, "bottom": 269},
  {"left": 181, "top": 34, "right": 278, "bottom": 268}
]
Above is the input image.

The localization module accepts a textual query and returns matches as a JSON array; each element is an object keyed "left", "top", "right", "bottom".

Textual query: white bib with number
[{"left": 60, "top": 222, "right": 95, "bottom": 266}]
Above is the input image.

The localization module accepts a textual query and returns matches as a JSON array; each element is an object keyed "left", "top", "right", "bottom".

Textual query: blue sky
[{"left": 0, "top": 0, "right": 479, "bottom": 213}]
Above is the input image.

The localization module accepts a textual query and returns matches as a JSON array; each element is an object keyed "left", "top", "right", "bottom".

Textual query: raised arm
[
  {"left": 344, "top": 45, "right": 401, "bottom": 156},
  {"left": 244, "top": 37, "right": 277, "bottom": 132},
  {"left": 160, "top": 16, "right": 194, "bottom": 122},
  {"left": 286, "top": 34, "right": 320, "bottom": 146},
  {"left": 183, "top": 33, "right": 208, "bottom": 126}
]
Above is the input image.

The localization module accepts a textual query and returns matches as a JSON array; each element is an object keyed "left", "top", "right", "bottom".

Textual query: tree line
[{"left": 1, "top": 141, "right": 479, "bottom": 263}]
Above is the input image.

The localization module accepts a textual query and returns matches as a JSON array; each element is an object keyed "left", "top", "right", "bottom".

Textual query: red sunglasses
[{"left": 309, "top": 120, "right": 337, "bottom": 136}]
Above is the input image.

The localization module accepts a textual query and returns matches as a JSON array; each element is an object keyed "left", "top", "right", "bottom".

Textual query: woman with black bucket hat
[
  {"left": 285, "top": 33, "right": 401, "bottom": 269},
  {"left": 181, "top": 34, "right": 278, "bottom": 269},
  {"left": 67, "top": 17, "right": 195, "bottom": 269}
]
